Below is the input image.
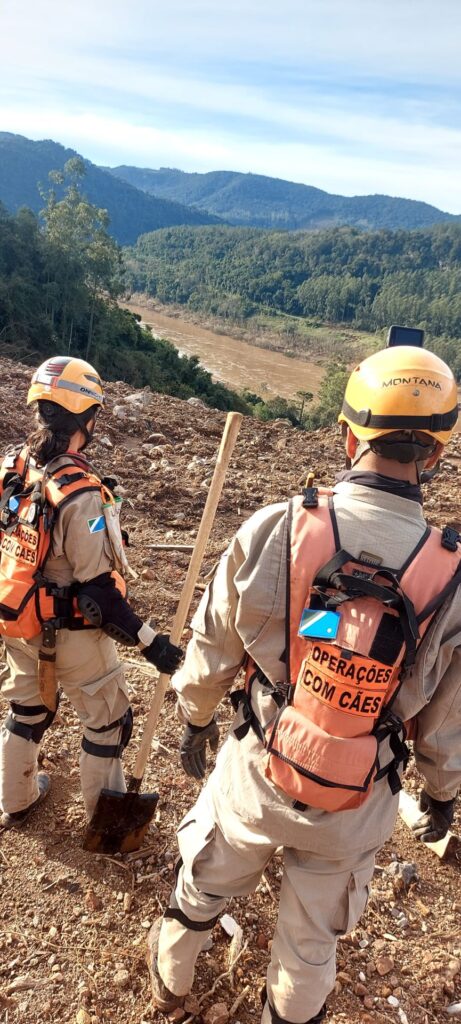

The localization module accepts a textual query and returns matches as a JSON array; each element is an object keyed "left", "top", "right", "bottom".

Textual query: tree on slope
[{"left": 40, "top": 157, "right": 121, "bottom": 357}]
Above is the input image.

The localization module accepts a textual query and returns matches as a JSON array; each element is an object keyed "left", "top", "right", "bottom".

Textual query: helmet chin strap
[
  {"left": 350, "top": 433, "right": 438, "bottom": 477},
  {"left": 350, "top": 441, "right": 371, "bottom": 468},
  {"left": 419, "top": 460, "right": 440, "bottom": 484},
  {"left": 73, "top": 412, "right": 95, "bottom": 450}
]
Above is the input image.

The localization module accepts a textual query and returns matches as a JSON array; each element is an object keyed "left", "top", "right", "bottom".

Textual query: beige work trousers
[
  {"left": 0, "top": 628, "right": 130, "bottom": 818},
  {"left": 157, "top": 788, "right": 377, "bottom": 1023}
]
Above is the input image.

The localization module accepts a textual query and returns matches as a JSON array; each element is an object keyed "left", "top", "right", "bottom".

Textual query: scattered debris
[
  {"left": 0, "top": 356, "right": 460, "bottom": 1024},
  {"left": 220, "top": 914, "right": 241, "bottom": 938},
  {"left": 385, "top": 860, "right": 419, "bottom": 888}
]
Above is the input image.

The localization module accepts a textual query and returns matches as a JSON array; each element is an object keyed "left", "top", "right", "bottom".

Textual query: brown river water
[{"left": 125, "top": 301, "right": 324, "bottom": 401}]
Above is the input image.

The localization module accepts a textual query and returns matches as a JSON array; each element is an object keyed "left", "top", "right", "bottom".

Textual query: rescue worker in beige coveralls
[
  {"left": 0, "top": 356, "right": 182, "bottom": 827},
  {"left": 148, "top": 345, "right": 461, "bottom": 1024}
]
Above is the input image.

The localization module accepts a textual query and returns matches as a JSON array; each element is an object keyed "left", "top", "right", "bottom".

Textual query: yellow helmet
[
  {"left": 27, "top": 357, "right": 104, "bottom": 415},
  {"left": 338, "top": 346, "right": 458, "bottom": 445}
]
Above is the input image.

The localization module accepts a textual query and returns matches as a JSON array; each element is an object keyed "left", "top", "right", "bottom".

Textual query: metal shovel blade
[{"left": 82, "top": 788, "right": 159, "bottom": 854}]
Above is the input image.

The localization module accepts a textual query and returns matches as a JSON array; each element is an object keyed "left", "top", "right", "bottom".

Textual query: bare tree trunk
[{"left": 85, "top": 289, "right": 97, "bottom": 361}]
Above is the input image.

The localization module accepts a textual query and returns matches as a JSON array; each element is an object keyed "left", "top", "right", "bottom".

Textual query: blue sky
[{"left": 1, "top": 0, "right": 461, "bottom": 211}]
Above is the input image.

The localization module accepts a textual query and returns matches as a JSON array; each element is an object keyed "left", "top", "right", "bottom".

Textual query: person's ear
[
  {"left": 345, "top": 428, "right": 358, "bottom": 460},
  {"left": 426, "top": 442, "right": 444, "bottom": 470}
]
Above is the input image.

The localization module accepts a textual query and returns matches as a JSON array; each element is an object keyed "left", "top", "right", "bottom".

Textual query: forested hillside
[
  {"left": 108, "top": 165, "right": 460, "bottom": 231},
  {"left": 0, "top": 163, "right": 247, "bottom": 414},
  {"left": 0, "top": 133, "right": 221, "bottom": 246},
  {"left": 125, "top": 223, "right": 461, "bottom": 375}
]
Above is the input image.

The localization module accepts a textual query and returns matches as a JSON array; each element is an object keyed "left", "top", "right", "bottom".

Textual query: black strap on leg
[
  {"left": 231, "top": 671, "right": 287, "bottom": 746},
  {"left": 230, "top": 689, "right": 254, "bottom": 740},
  {"left": 374, "top": 711, "right": 409, "bottom": 795},
  {"left": 261, "top": 986, "right": 327, "bottom": 1024},
  {"left": 81, "top": 707, "right": 133, "bottom": 759},
  {"left": 163, "top": 906, "right": 220, "bottom": 932},
  {"left": 10, "top": 701, "right": 49, "bottom": 716},
  {"left": 5, "top": 695, "right": 60, "bottom": 743}
]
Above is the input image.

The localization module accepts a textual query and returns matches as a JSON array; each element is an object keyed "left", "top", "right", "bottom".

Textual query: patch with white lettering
[
  {"left": 0, "top": 523, "right": 39, "bottom": 566},
  {"left": 297, "top": 643, "right": 398, "bottom": 717}
]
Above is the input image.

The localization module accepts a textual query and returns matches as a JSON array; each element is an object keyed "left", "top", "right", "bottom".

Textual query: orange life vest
[
  {"left": 0, "top": 446, "right": 123, "bottom": 640},
  {"left": 238, "top": 493, "right": 461, "bottom": 813}
]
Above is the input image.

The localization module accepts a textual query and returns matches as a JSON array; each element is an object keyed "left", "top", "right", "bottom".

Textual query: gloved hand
[
  {"left": 143, "top": 634, "right": 183, "bottom": 674},
  {"left": 411, "top": 789, "right": 456, "bottom": 843},
  {"left": 180, "top": 719, "right": 220, "bottom": 779}
]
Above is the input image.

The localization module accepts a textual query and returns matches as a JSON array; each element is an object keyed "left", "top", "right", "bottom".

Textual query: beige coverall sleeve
[
  {"left": 172, "top": 503, "right": 287, "bottom": 727},
  {"left": 413, "top": 589, "right": 461, "bottom": 802},
  {"left": 52, "top": 492, "right": 114, "bottom": 582}
]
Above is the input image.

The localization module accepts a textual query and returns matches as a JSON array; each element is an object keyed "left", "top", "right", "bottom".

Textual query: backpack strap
[{"left": 416, "top": 560, "right": 461, "bottom": 625}]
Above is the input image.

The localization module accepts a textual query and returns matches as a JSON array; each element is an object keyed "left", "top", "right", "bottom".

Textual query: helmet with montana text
[
  {"left": 27, "top": 357, "right": 104, "bottom": 415},
  {"left": 338, "top": 346, "right": 458, "bottom": 446}
]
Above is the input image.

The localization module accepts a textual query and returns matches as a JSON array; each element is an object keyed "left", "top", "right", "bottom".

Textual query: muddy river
[{"left": 125, "top": 301, "right": 324, "bottom": 401}]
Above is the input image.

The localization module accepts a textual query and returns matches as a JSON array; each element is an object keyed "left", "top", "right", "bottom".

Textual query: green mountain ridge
[
  {"left": 107, "top": 165, "right": 460, "bottom": 232},
  {"left": 0, "top": 133, "right": 221, "bottom": 245}
]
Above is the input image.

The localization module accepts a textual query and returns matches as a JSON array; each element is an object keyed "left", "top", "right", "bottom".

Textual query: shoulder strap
[
  {"left": 285, "top": 497, "right": 293, "bottom": 686},
  {"left": 396, "top": 526, "right": 432, "bottom": 579},
  {"left": 328, "top": 497, "right": 341, "bottom": 550},
  {"left": 44, "top": 454, "right": 103, "bottom": 510},
  {"left": 417, "top": 561, "right": 461, "bottom": 625}
]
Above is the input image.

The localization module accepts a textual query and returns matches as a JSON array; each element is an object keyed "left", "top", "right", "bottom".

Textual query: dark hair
[{"left": 27, "top": 400, "right": 97, "bottom": 466}]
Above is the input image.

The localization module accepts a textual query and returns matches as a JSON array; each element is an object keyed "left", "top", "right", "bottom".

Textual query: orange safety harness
[
  {"left": 232, "top": 490, "right": 461, "bottom": 812},
  {"left": 0, "top": 446, "right": 122, "bottom": 639}
]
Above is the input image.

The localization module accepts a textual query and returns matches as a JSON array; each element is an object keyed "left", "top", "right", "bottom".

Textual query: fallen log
[{"left": 148, "top": 543, "right": 194, "bottom": 551}]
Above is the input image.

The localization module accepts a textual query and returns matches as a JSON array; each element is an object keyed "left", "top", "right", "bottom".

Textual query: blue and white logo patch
[
  {"left": 87, "top": 515, "right": 106, "bottom": 534},
  {"left": 298, "top": 609, "right": 341, "bottom": 640}
]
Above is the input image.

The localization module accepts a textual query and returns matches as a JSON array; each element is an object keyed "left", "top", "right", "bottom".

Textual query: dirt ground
[{"left": 0, "top": 357, "right": 460, "bottom": 1024}]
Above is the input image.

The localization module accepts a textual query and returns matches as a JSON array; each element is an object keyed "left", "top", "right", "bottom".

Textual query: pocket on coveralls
[
  {"left": 78, "top": 668, "right": 130, "bottom": 730},
  {"left": 177, "top": 805, "right": 217, "bottom": 890},
  {"left": 333, "top": 865, "right": 372, "bottom": 937}
]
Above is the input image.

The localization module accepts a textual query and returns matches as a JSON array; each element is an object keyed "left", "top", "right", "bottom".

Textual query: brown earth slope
[{"left": 0, "top": 357, "right": 460, "bottom": 1024}]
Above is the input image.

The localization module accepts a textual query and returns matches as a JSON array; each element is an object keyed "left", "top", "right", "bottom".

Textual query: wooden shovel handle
[{"left": 131, "top": 411, "right": 243, "bottom": 784}]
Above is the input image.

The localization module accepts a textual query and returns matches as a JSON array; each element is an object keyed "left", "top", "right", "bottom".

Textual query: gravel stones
[
  {"left": 202, "top": 1003, "right": 229, "bottom": 1024},
  {"left": 386, "top": 861, "right": 419, "bottom": 888},
  {"left": 375, "top": 955, "right": 395, "bottom": 976},
  {"left": 113, "top": 968, "right": 130, "bottom": 988}
]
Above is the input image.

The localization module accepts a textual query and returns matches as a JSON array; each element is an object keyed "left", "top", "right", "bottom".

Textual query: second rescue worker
[
  {"left": 147, "top": 345, "right": 461, "bottom": 1024},
  {"left": 0, "top": 356, "right": 182, "bottom": 828}
]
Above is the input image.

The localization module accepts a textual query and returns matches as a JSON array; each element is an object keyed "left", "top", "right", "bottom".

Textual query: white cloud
[
  {"left": 1, "top": 0, "right": 461, "bottom": 210},
  {"left": 2, "top": 0, "right": 461, "bottom": 79}
]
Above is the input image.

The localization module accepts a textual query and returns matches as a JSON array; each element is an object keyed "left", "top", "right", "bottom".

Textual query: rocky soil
[{"left": 0, "top": 356, "right": 460, "bottom": 1024}]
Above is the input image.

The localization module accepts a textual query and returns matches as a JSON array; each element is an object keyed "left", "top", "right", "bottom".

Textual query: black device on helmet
[{"left": 387, "top": 324, "right": 425, "bottom": 348}]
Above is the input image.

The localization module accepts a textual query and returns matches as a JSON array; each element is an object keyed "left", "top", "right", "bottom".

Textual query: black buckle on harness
[
  {"left": 36, "top": 577, "right": 88, "bottom": 631},
  {"left": 374, "top": 711, "right": 410, "bottom": 795},
  {"left": 441, "top": 526, "right": 460, "bottom": 552},
  {"left": 302, "top": 486, "right": 318, "bottom": 509},
  {"left": 230, "top": 689, "right": 253, "bottom": 740},
  {"left": 230, "top": 674, "right": 289, "bottom": 746}
]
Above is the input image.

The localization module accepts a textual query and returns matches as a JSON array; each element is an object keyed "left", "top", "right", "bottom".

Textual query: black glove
[
  {"left": 180, "top": 719, "right": 220, "bottom": 779},
  {"left": 143, "top": 635, "right": 183, "bottom": 674},
  {"left": 411, "top": 789, "right": 456, "bottom": 843}
]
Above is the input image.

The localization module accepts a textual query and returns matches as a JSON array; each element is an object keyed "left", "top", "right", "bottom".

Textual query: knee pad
[
  {"left": 81, "top": 706, "right": 133, "bottom": 759},
  {"left": 4, "top": 698, "right": 59, "bottom": 744}
]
